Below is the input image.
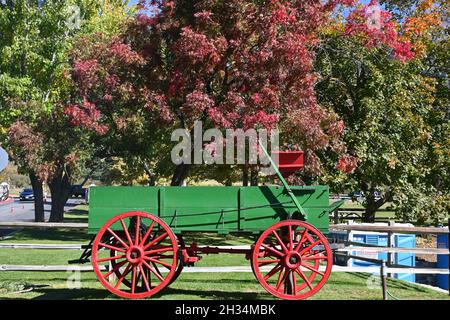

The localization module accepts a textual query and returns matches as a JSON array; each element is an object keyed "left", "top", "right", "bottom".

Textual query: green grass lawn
[
  {"left": 1, "top": 268, "right": 448, "bottom": 300},
  {"left": 0, "top": 205, "right": 448, "bottom": 300}
]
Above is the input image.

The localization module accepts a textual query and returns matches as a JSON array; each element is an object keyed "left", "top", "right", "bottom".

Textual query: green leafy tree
[
  {"left": 315, "top": 1, "right": 449, "bottom": 223},
  {"left": 0, "top": 0, "right": 131, "bottom": 221}
]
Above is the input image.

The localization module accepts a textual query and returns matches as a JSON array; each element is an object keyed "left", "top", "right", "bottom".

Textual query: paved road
[
  {"left": 0, "top": 198, "right": 84, "bottom": 222},
  {"left": 0, "top": 198, "right": 84, "bottom": 238}
]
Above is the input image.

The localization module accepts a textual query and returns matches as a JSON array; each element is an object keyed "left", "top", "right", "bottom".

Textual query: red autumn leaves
[{"left": 64, "top": 1, "right": 416, "bottom": 176}]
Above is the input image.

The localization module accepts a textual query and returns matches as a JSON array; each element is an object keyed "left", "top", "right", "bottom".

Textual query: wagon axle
[{"left": 180, "top": 242, "right": 253, "bottom": 264}]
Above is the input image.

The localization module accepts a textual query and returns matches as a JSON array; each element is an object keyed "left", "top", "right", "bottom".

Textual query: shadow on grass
[
  {"left": 9, "top": 228, "right": 91, "bottom": 242},
  {"left": 32, "top": 288, "right": 113, "bottom": 300},
  {"left": 176, "top": 277, "right": 258, "bottom": 285},
  {"left": 30, "top": 286, "right": 266, "bottom": 300},
  {"left": 155, "top": 287, "right": 264, "bottom": 300},
  {"left": 64, "top": 207, "right": 89, "bottom": 224}
]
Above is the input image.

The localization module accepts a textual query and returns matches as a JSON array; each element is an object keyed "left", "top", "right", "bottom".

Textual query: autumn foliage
[{"left": 65, "top": 0, "right": 422, "bottom": 177}]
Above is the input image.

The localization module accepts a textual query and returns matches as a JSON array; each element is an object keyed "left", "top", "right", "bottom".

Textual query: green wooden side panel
[
  {"left": 88, "top": 186, "right": 158, "bottom": 233},
  {"left": 160, "top": 187, "right": 240, "bottom": 232},
  {"left": 88, "top": 185, "right": 332, "bottom": 234},
  {"left": 240, "top": 186, "right": 329, "bottom": 232}
]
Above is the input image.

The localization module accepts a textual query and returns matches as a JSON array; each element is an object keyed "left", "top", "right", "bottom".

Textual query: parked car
[
  {"left": 19, "top": 188, "right": 34, "bottom": 201},
  {"left": 70, "top": 185, "right": 87, "bottom": 198}
]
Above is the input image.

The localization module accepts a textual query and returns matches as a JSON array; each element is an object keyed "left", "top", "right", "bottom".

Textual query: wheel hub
[
  {"left": 126, "top": 246, "right": 144, "bottom": 264},
  {"left": 284, "top": 251, "right": 302, "bottom": 269}
]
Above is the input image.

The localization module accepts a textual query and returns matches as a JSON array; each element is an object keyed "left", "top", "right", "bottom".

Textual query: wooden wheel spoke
[
  {"left": 301, "top": 263, "right": 325, "bottom": 276},
  {"left": 295, "top": 268, "right": 313, "bottom": 290},
  {"left": 151, "top": 261, "right": 164, "bottom": 277},
  {"left": 261, "top": 244, "right": 284, "bottom": 257},
  {"left": 299, "top": 240, "right": 322, "bottom": 255},
  {"left": 99, "top": 242, "right": 127, "bottom": 253},
  {"left": 263, "top": 263, "right": 283, "bottom": 281},
  {"left": 275, "top": 268, "right": 288, "bottom": 291},
  {"left": 106, "top": 228, "right": 129, "bottom": 250},
  {"left": 305, "top": 232, "right": 315, "bottom": 243},
  {"left": 139, "top": 264, "right": 151, "bottom": 292},
  {"left": 131, "top": 266, "right": 137, "bottom": 294},
  {"left": 115, "top": 263, "right": 132, "bottom": 289},
  {"left": 272, "top": 230, "right": 288, "bottom": 253},
  {"left": 96, "top": 255, "right": 126, "bottom": 263},
  {"left": 139, "top": 221, "right": 155, "bottom": 247},
  {"left": 104, "top": 259, "right": 127, "bottom": 278},
  {"left": 288, "top": 225, "right": 294, "bottom": 250},
  {"left": 120, "top": 218, "right": 133, "bottom": 246},
  {"left": 144, "top": 232, "right": 169, "bottom": 250},
  {"left": 258, "top": 259, "right": 280, "bottom": 266},
  {"left": 144, "top": 246, "right": 173, "bottom": 255},
  {"left": 144, "top": 256, "right": 173, "bottom": 269},
  {"left": 135, "top": 216, "right": 140, "bottom": 246},
  {"left": 292, "top": 272, "right": 297, "bottom": 296},
  {"left": 142, "top": 260, "right": 165, "bottom": 282},
  {"left": 303, "top": 252, "right": 327, "bottom": 261},
  {"left": 294, "top": 230, "right": 308, "bottom": 252}
]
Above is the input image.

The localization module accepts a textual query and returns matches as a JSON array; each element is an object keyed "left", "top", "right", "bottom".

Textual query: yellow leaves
[
  {"left": 420, "top": 78, "right": 437, "bottom": 93},
  {"left": 417, "top": 0, "right": 435, "bottom": 12},
  {"left": 318, "top": 21, "right": 345, "bottom": 37},
  {"left": 388, "top": 158, "right": 397, "bottom": 169},
  {"left": 404, "top": 12, "right": 441, "bottom": 37},
  {"left": 401, "top": 0, "right": 444, "bottom": 56}
]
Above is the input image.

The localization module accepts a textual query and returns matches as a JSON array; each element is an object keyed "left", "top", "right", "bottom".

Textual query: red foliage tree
[{"left": 67, "top": 0, "right": 412, "bottom": 183}]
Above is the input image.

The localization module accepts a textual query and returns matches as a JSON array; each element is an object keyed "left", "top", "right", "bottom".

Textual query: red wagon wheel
[
  {"left": 108, "top": 234, "right": 184, "bottom": 290},
  {"left": 252, "top": 220, "right": 333, "bottom": 300},
  {"left": 92, "top": 211, "right": 178, "bottom": 299}
]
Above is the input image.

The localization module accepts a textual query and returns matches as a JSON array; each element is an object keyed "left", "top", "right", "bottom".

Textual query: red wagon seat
[{"left": 271, "top": 150, "right": 304, "bottom": 178}]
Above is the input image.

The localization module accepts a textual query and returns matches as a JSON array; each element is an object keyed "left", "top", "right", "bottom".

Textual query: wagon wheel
[
  {"left": 92, "top": 211, "right": 178, "bottom": 299},
  {"left": 252, "top": 220, "right": 332, "bottom": 300},
  {"left": 108, "top": 233, "right": 184, "bottom": 290}
]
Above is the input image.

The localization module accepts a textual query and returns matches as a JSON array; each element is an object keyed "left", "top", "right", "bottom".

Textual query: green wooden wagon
[{"left": 75, "top": 145, "right": 343, "bottom": 300}]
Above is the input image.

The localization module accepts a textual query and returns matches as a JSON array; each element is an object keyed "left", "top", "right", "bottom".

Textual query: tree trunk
[
  {"left": 243, "top": 164, "right": 249, "bottom": 186},
  {"left": 171, "top": 163, "right": 190, "bottom": 186},
  {"left": 29, "top": 172, "right": 45, "bottom": 222},
  {"left": 143, "top": 163, "right": 156, "bottom": 186},
  {"left": 363, "top": 190, "right": 386, "bottom": 223},
  {"left": 225, "top": 175, "right": 232, "bottom": 186},
  {"left": 250, "top": 167, "right": 258, "bottom": 186},
  {"left": 48, "top": 167, "right": 72, "bottom": 222}
]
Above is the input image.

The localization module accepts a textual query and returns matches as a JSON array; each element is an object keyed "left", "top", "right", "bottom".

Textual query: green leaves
[{"left": 315, "top": 21, "right": 449, "bottom": 223}]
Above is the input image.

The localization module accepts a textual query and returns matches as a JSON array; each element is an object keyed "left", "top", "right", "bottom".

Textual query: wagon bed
[{"left": 88, "top": 185, "right": 337, "bottom": 234}]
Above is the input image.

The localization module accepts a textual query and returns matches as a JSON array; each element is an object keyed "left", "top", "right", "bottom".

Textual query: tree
[
  {"left": 315, "top": 0, "right": 449, "bottom": 223},
  {"left": 0, "top": 0, "right": 131, "bottom": 221},
  {"left": 66, "top": 0, "right": 360, "bottom": 186}
]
